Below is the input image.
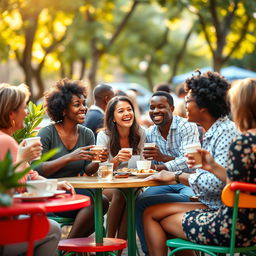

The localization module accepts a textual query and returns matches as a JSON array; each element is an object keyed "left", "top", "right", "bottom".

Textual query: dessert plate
[{"left": 130, "top": 172, "right": 156, "bottom": 178}]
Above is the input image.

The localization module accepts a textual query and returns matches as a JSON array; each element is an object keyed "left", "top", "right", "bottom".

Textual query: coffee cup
[
  {"left": 121, "top": 148, "right": 133, "bottom": 155},
  {"left": 136, "top": 160, "right": 151, "bottom": 170},
  {"left": 91, "top": 145, "right": 105, "bottom": 163},
  {"left": 184, "top": 143, "right": 202, "bottom": 168},
  {"left": 143, "top": 143, "right": 156, "bottom": 160},
  {"left": 98, "top": 162, "right": 114, "bottom": 180},
  {"left": 24, "top": 136, "right": 41, "bottom": 160},
  {"left": 26, "top": 180, "right": 51, "bottom": 196},
  {"left": 46, "top": 179, "right": 58, "bottom": 193}
]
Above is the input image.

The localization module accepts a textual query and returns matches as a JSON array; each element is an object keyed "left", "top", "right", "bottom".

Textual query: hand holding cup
[
  {"left": 90, "top": 145, "right": 108, "bottom": 163},
  {"left": 116, "top": 148, "right": 133, "bottom": 162},
  {"left": 184, "top": 143, "right": 202, "bottom": 169},
  {"left": 18, "top": 137, "right": 42, "bottom": 161}
]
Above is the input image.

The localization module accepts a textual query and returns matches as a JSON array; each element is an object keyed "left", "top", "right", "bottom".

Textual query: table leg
[
  {"left": 92, "top": 189, "right": 105, "bottom": 256},
  {"left": 121, "top": 188, "right": 136, "bottom": 256}
]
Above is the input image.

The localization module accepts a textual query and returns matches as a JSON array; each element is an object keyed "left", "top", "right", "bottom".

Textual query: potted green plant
[
  {"left": 13, "top": 101, "right": 45, "bottom": 143},
  {"left": 0, "top": 149, "right": 58, "bottom": 206}
]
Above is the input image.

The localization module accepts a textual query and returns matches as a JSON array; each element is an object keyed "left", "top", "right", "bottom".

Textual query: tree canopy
[{"left": 0, "top": 0, "right": 255, "bottom": 98}]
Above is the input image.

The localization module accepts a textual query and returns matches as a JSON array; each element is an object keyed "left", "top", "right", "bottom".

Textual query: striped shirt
[{"left": 145, "top": 115, "right": 200, "bottom": 173}]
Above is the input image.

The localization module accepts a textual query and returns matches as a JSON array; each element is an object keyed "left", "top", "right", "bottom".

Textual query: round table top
[
  {"left": 60, "top": 176, "right": 174, "bottom": 189},
  {"left": 3, "top": 194, "right": 91, "bottom": 213}
]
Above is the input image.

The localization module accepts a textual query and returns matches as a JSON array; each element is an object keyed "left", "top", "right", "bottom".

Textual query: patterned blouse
[
  {"left": 183, "top": 132, "right": 256, "bottom": 247},
  {"left": 188, "top": 117, "right": 239, "bottom": 209}
]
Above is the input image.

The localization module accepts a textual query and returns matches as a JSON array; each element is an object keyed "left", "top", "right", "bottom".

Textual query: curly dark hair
[
  {"left": 184, "top": 71, "right": 230, "bottom": 118},
  {"left": 104, "top": 96, "right": 141, "bottom": 157},
  {"left": 44, "top": 78, "right": 87, "bottom": 122}
]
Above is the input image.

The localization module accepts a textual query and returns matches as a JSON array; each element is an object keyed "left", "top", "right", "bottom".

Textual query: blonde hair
[
  {"left": 228, "top": 78, "right": 256, "bottom": 132},
  {"left": 0, "top": 83, "right": 30, "bottom": 129}
]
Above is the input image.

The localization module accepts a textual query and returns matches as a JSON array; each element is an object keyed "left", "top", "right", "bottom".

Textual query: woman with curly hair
[
  {"left": 142, "top": 71, "right": 241, "bottom": 256},
  {"left": 35, "top": 78, "right": 109, "bottom": 238}
]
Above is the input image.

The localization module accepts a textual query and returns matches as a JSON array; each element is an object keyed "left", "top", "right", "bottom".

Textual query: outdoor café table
[
  {"left": 60, "top": 176, "right": 174, "bottom": 256},
  {"left": 8, "top": 193, "right": 91, "bottom": 213}
]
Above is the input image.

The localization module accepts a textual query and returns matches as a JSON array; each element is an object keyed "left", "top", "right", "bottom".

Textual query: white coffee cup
[
  {"left": 122, "top": 148, "right": 133, "bottom": 155},
  {"left": 136, "top": 160, "right": 151, "bottom": 170},
  {"left": 46, "top": 179, "right": 58, "bottom": 193},
  {"left": 24, "top": 136, "right": 41, "bottom": 160},
  {"left": 98, "top": 162, "right": 114, "bottom": 181},
  {"left": 91, "top": 145, "right": 105, "bottom": 163},
  {"left": 26, "top": 180, "right": 51, "bottom": 196},
  {"left": 184, "top": 143, "right": 202, "bottom": 168}
]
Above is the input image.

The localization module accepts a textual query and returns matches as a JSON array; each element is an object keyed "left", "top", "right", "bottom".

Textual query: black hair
[
  {"left": 44, "top": 78, "right": 87, "bottom": 123},
  {"left": 184, "top": 71, "right": 230, "bottom": 118},
  {"left": 151, "top": 91, "right": 174, "bottom": 106},
  {"left": 94, "top": 83, "right": 113, "bottom": 101}
]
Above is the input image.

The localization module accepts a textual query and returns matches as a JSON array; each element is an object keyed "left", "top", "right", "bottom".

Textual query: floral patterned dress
[{"left": 182, "top": 132, "right": 256, "bottom": 246}]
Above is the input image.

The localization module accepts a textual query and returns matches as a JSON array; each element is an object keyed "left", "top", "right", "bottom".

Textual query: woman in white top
[{"left": 91, "top": 96, "right": 145, "bottom": 242}]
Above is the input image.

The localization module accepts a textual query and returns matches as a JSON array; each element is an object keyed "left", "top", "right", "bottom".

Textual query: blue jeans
[{"left": 135, "top": 184, "right": 195, "bottom": 255}]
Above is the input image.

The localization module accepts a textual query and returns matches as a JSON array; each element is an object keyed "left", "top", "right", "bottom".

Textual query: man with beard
[{"left": 136, "top": 91, "right": 200, "bottom": 255}]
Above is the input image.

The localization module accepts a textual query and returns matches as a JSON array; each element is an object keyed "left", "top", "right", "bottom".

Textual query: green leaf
[
  {"left": 0, "top": 148, "right": 59, "bottom": 193},
  {"left": 13, "top": 101, "right": 45, "bottom": 143}
]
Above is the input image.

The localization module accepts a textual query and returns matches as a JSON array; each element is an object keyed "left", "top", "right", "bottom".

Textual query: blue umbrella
[{"left": 172, "top": 66, "right": 256, "bottom": 84}]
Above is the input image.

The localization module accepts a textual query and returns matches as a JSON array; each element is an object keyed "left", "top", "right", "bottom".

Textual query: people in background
[
  {"left": 0, "top": 83, "right": 73, "bottom": 256},
  {"left": 83, "top": 83, "right": 114, "bottom": 138},
  {"left": 34, "top": 78, "right": 109, "bottom": 238},
  {"left": 136, "top": 91, "right": 200, "bottom": 255},
  {"left": 173, "top": 84, "right": 187, "bottom": 118},
  {"left": 143, "top": 77, "right": 256, "bottom": 256}
]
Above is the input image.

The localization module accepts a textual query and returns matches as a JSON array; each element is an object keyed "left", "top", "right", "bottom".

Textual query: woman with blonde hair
[{"left": 0, "top": 83, "right": 73, "bottom": 256}]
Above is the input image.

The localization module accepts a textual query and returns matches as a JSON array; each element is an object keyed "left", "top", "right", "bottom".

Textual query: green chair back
[{"left": 166, "top": 182, "right": 256, "bottom": 256}]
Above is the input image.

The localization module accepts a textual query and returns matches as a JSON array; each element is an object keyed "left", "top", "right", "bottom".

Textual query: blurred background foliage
[{"left": 0, "top": 0, "right": 255, "bottom": 100}]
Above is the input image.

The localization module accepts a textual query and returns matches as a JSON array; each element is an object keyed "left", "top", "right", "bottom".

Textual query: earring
[{"left": 11, "top": 120, "right": 16, "bottom": 127}]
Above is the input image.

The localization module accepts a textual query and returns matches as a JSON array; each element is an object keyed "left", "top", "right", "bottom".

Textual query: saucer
[
  {"left": 13, "top": 192, "right": 54, "bottom": 201},
  {"left": 54, "top": 190, "right": 66, "bottom": 195}
]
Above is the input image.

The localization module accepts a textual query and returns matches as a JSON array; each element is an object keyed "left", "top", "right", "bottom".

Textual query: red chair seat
[{"left": 58, "top": 237, "right": 127, "bottom": 252}]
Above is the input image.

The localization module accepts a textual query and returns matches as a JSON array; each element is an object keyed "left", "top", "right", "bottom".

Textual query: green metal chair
[
  {"left": 48, "top": 216, "right": 74, "bottom": 228},
  {"left": 166, "top": 182, "right": 256, "bottom": 256}
]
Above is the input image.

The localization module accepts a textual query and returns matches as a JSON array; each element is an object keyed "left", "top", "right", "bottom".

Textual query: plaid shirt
[
  {"left": 146, "top": 115, "right": 200, "bottom": 172},
  {"left": 188, "top": 116, "right": 240, "bottom": 209}
]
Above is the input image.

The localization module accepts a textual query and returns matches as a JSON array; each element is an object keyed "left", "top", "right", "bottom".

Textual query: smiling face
[
  {"left": 65, "top": 94, "right": 87, "bottom": 124},
  {"left": 113, "top": 100, "right": 134, "bottom": 129},
  {"left": 10, "top": 100, "right": 28, "bottom": 131},
  {"left": 149, "top": 96, "right": 174, "bottom": 127},
  {"left": 185, "top": 92, "right": 202, "bottom": 123}
]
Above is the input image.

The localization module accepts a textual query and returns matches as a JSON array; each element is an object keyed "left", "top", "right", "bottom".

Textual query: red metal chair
[
  {"left": 166, "top": 181, "right": 256, "bottom": 256},
  {"left": 0, "top": 204, "right": 50, "bottom": 256},
  {"left": 58, "top": 237, "right": 127, "bottom": 256}
]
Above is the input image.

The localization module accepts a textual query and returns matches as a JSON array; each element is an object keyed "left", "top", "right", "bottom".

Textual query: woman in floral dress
[{"left": 143, "top": 78, "right": 256, "bottom": 256}]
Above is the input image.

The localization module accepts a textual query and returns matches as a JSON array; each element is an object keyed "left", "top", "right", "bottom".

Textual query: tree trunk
[
  {"left": 19, "top": 10, "right": 40, "bottom": 100},
  {"left": 213, "top": 55, "right": 222, "bottom": 73},
  {"left": 33, "top": 69, "right": 45, "bottom": 101},
  {"left": 79, "top": 57, "right": 87, "bottom": 80},
  {"left": 144, "top": 64, "right": 154, "bottom": 91}
]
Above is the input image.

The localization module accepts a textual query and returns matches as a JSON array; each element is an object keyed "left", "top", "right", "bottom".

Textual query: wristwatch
[{"left": 174, "top": 170, "right": 183, "bottom": 184}]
